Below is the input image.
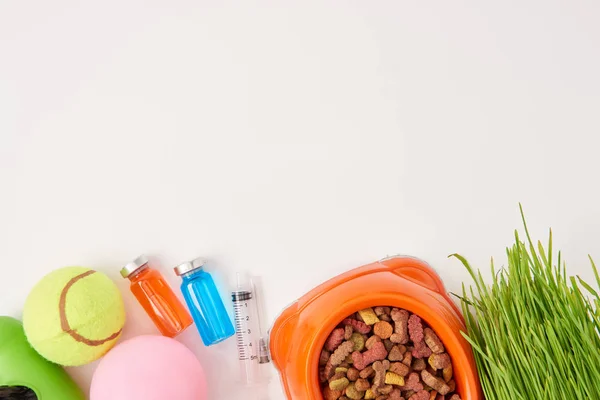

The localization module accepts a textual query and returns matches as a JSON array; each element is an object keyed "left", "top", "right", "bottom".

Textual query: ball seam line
[{"left": 59, "top": 269, "right": 122, "bottom": 346}]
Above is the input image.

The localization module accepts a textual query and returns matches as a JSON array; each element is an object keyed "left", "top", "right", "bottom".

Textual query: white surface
[{"left": 1, "top": 1, "right": 600, "bottom": 398}]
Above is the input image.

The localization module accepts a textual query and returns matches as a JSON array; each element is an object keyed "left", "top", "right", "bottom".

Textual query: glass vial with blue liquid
[{"left": 174, "top": 258, "right": 235, "bottom": 345}]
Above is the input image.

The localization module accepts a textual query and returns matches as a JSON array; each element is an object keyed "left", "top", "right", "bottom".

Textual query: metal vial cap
[
  {"left": 120, "top": 255, "right": 149, "bottom": 278},
  {"left": 174, "top": 257, "right": 206, "bottom": 276}
]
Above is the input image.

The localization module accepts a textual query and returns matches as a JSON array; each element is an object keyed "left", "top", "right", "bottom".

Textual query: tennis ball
[{"left": 23, "top": 267, "right": 126, "bottom": 366}]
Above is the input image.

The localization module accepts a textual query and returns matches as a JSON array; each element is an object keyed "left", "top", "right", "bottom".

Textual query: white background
[{"left": 1, "top": 1, "right": 600, "bottom": 399}]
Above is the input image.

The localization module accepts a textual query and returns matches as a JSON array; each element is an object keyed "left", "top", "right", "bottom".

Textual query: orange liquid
[{"left": 129, "top": 267, "right": 193, "bottom": 337}]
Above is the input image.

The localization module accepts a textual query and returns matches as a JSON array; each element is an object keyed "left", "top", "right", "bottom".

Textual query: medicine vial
[
  {"left": 174, "top": 258, "right": 235, "bottom": 346},
  {"left": 121, "top": 255, "right": 193, "bottom": 338}
]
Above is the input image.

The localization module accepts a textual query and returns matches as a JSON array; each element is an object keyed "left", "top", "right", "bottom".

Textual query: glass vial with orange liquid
[{"left": 121, "top": 255, "right": 193, "bottom": 337}]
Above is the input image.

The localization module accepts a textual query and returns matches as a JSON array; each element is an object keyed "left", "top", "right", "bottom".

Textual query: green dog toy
[{"left": 0, "top": 316, "right": 84, "bottom": 400}]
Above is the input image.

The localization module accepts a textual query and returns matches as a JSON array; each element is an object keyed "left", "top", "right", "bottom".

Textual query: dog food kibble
[
  {"left": 383, "top": 339, "right": 395, "bottom": 352},
  {"left": 350, "top": 333, "right": 366, "bottom": 351},
  {"left": 390, "top": 309, "right": 409, "bottom": 344},
  {"left": 347, "top": 367, "right": 360, "bottom": 381},
  {"left": 358, "top": 308, "right": 380, "bottom": 325},
  {"left": 373, "top": 321, "right": 393, "bottom": 340},
  {"left": 387, "top": 345, "right": 404, "bottom": 361},
  {"left": 429, "top": 353, "right": 451, "bottom": 370},
  {"left": 401, "top": 351, "right": 412, "bottom": 367},
  {"left": 352, "top": 341, "right": 388, "bottom": 370},
  {"left": 412, "top": 340, "right": 433, "bottom": 358},
  {"left": 389, "top": 361, "right": 409, "bottom": 377},
  {"left": 412, "top": 357, "right": 427, "bottom": 372},
  {"left": 326, "top": 328, "right": 346, "bottom": 351},
  {"left": 344, "top": 318, "right": 372, "bottom": 334},
  {"left": 403, "top": 372, "right": 424, "bottom": 392},
  {"left": 345, "top": 325, "right": 355, "bottom": 340},
  {"left": 423, "top": 328, "right": 445, "bottom": 354},
  {"left": 443, "top": 365, "right": 453, "bottom": 383},
  {"left": 365, "top": 335, "right": 382, "bottom": 350},
  {"left": 421, "top": 370, "right": 450, "bottom": 396},
  {"left": 408, "top": 390, "right": 429, "bottom": 400},
  {"left": 320, "top": 307, "right": 461, "bottom": 400},
  {"left": 321, "top": 349, "right": 331, "bottom": 365}
]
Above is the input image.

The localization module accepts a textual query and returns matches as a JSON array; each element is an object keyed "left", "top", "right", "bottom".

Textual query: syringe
[{"left": 231, "top": 273, "right": 268, "bottom": 385}]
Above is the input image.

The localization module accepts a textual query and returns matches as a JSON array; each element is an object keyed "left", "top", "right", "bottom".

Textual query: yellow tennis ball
[{"left": 23, "top": 267, "right": 126, "bottom": 366}]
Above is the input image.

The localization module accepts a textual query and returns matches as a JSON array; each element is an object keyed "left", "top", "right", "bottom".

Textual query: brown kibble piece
[
  {"left": 428, "top": 353, "right": 451, "bottom": 370},
  {"left": 388, "top": 345, "right": 404, "bottom": 361},
  {"left": 390, "top": 309, "right": 409, "bottom": 344},
  {"left": 345, "top": 325, "right": 354, "bottom": 340},
  {"left": 448, "top": 395, "right": 461, "bottom": 400},
  {"left": 320, "top": 350, "right": 331, "bottom": 365},
  {"left": 323, "top": 363, "right": 335, "bottom": 380},
  {"left": 401, "top": 350, "right": 413, "bottom": 367},
  {"left": 355, "top": 378, "right": 371, "bottom": 391},
  {"left": 423, "top": 328, "right": 445, "bottom": 354},
  {"left": 384, "top": 339, "right": 395, "bottom": 352},
  {"left": 389, "top": 362, "right": 409, "bottom": 377},
  {"left": 429, "top": 391, "right": 437, "bottom": 400},
  {"left": 377, "top": 384, "right": 393, "bottom": 395},
  {"left": 347, "top": 367, "right": 360, "bottom": 381},
  {"left": 374, "top": 306, "right": 390, "bottom": 316},
  {"left": 323, "top": 386, "right": 344, "bottom": 400},
  {"left": 374, "top": 321, "right": 394, "bottom": 340},
  {"left": 403, "top": 372, "right": 424, "bottom": 392},
  {"left": 442, "top": 365, "right": 453, "bottom": 383},
  {"left": 359, "top": 365, "right": 375, "bottom": 379},
  {"left": 390, "top": 333, "right": 403, "bottom": 344},
  {"left": 412, "top": 357, "right": 427, "bottom": 371},
  {"left": 421, "top": 370, "right": 450, "bottom": 396},
  {"left": 331, "top": 341, "right": 355, "bottom": 366},
  {"left": 388, "top": 388, "right": 403, "bottom": 400},
  {"left": 366, "top": 335, "right": 382, "bottom": 350},
  {"left": 379, "top": 314, "right": 392, "bottom": 322},
  {"left": 447, "top": 380, "right": 455, "bottom": 393},
  {"left": 319, "top": 366, "right": 327, "bottom": 383},
  {"left": 372, "top": 360, "right": 390, "bottom": 390},
  {"left": 408, "top": 390, "right": 429, "bottom": 400}
]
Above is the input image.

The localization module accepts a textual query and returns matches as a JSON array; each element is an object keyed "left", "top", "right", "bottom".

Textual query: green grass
[{"left": 451, "top": 206, "right": 600, "bottom": 400}]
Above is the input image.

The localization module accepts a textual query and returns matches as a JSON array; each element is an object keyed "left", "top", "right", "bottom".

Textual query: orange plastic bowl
[{"left": 270, "top": 256, "right": 483, "bottom": 400}]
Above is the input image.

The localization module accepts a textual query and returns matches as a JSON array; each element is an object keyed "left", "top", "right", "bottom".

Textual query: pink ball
[{"left": 90, "top": 335, "right": 207, "bottom": 400}]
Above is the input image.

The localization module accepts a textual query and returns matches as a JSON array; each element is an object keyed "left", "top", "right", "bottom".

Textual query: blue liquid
[{"left": 179, "top": 269, "right": 235, "bottom": 346}]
